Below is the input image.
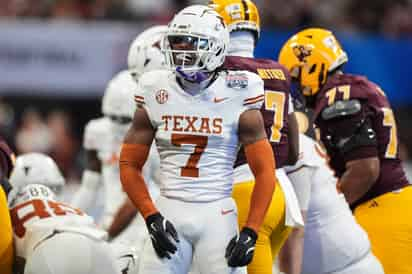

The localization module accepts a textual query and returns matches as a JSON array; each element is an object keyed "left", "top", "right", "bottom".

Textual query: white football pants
[
  {"left": 138, "top": 196, "right": 247, "bottom": 274},
  {"left": 24, "top": 232, "right": 120, "bottom": 274},
  {"left": 328, "top": 251, "right": 384, "bottom": 274}
]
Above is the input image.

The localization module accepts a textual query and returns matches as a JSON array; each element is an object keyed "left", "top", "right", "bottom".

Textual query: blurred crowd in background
[
  {"left": 0, "top": 0, "right": 412, "bottom": 185},
  {"left": 0, "top": 100, "right": 81, "bottom": 182},
  {"left": 1, "top": 0, "right": 412, "bottom": 37}
]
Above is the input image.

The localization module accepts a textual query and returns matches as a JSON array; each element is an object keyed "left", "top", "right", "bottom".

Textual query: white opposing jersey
[
  {"left": 136, "top": 69, "right": 264, "bottom": 202},
  {"left": 83, "top": 117, "right": 160, "bottom": 225},
  {"left": 284, "top": 134, "right": 371, "bottom": 273},
  {"left": 9, "top": 184, "right": 106, "bottom": 261}
]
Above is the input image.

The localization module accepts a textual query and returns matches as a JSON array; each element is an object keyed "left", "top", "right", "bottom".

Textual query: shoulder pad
[
  {"left": 84, "top": 118, "right": 110, "bottom": 136},
  {"left": 139, "top": 69, "right": 171, "bottom": 89},
  {"left": 321, "top": 99, "right": 361, "bottom": 120}
]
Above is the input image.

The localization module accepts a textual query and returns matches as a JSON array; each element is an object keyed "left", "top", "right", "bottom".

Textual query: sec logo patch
[{"left": 156, "top": 89, "right": 169, "bottom": 104}]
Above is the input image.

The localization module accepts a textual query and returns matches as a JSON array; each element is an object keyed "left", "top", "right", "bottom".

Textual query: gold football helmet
[
  {"left": 278, "top": 28, "right": 348, "bottom": 96},
  {"left": 209, "top": 0, "right": 260, "bottom": 40}
]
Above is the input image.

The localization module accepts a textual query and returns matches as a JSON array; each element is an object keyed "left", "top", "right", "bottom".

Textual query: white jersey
[
  {"left": 136, "top": 69, "right": 264, "bottom": 202},
  {"left": 9, "top": 185, "right": 106, "bottom": 261},
  {"left": 83, "top": 117, "right": 160, "bottom": 225},
  {"left": 284, "top": 134, "right": 371, "bottom": 274}
]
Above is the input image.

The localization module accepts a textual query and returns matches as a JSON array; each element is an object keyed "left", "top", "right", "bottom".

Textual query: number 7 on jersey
[{"left": 171, "top": 133, "right": 208, "bottom": 178}]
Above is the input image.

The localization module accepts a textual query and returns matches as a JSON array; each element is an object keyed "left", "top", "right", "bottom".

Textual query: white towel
[{"left": 276, "top": 168, "right": 304, "bottom": 228}]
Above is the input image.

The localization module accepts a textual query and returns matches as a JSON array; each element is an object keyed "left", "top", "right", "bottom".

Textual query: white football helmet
[
  {"left": 9, "top": 153, "right": 65, "bottom": 193},
  {"left": 127, "top": 25, "right": 168, "bottom": 83},
  {"left": 102, "top": 70, "right": 137, "bottom": 122},
  {"left": 162, "top": 5, "right": 229, "bottom": 73}
]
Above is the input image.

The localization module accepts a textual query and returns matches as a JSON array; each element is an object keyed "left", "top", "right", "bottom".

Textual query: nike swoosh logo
[
  {"left": 214, "top": 97, "right": 229, "bottom": 103},
  {"left": 221, "top": 209, "right": 235, "bottom": 215}
]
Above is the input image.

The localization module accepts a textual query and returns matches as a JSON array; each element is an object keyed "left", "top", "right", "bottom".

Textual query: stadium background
[{"left": 0, "top": 0, "right": 412, "bottom": 193}]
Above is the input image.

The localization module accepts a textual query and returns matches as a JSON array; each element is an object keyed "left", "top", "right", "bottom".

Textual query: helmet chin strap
[
  {"left": 176, "top": 66, "right": 215, "bottom": 95},
  {"left": 176, "top": 66, "right": 209, "bottom": 84}
]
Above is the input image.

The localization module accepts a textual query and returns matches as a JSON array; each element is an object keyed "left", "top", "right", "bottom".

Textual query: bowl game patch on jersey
[{"left": 226, "top": 72, "right": 249, "bottom": 89}]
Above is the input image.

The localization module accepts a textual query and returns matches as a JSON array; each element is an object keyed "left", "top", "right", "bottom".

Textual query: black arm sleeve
[{"left": 319, "top": 104, "right": 378, "bottom": 160}]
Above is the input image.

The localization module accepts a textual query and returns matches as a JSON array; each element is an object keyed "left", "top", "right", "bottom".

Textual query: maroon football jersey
[
  {"left": 224, "top": 56, "right": 292, "bottom": 168},
  {"left": 313, "top": 73, "right": 409, "bottom": 206}
]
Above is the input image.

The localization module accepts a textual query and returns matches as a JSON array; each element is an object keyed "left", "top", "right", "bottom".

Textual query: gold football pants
[
  {"left": 354, "top": 185, "right": 412, "bottom": 274},
  {"left": 232, "top": 181, "right": 291, "bottom": 274},
  {"left": 0, "top": 187, "right": 13, "bottom": 274}
]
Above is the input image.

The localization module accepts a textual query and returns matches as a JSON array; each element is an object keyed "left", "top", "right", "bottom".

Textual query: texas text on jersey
[
  {"left": 313, "top": 73, "right": 409, "bottom": 207},
  {"left": 224, "top": 56, "right": 292, "bottom": 168}
]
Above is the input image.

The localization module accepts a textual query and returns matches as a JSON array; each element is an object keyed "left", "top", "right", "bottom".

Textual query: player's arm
[
  {"left": 119, "top": 107, "right": 178, "bottom": 259},
  {"left": 108, "top": 144, "right": 160, "bottom": 239},
  {"left": 286, "top": 112, "right": 299, "bottom": 165},
  {"left": 120, "top": 107, "right": 156, "bottom": 218},
  {"left": 239, "top": 109, "right": 276, "bottom": 232},
  {"left": 321, "top": 100, "right": 379, "bottom": 205},
  {"left": 71, "top": 149, "right": 102, "bottom": 210},
  {"left": 226, "top": 109, "right": 276, "bottom": 267},
  {"left": 278, "top": 218, "right": 305, "bottom": 274},
  {"left": 338, "top": 157, "right": 379, "bottom": 205},
  {"left": 107, "top": 198, "right": 137, "bottom": 240}
]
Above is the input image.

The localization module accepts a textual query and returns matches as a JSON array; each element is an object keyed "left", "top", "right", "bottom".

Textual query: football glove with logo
[
  {"left": 225, "top": 227, "right": 258, "bottom": 267},
  {"left": 145, "top": 213, "right": 179, "bottom": 259}
]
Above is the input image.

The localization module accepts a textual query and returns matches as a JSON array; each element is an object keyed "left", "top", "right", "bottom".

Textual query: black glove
[
  {"left": 225, "top": 227, "right": 258, "bottom": 267},
  {"left": 145, "top": 213, "right": 179, "bottom": 259}
]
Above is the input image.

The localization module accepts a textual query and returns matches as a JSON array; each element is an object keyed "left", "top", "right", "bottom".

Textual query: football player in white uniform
[
  {"left": 128, "top": 25, "right": 167, "bottom": 83},
  {"left": 107, "top": 25, "right": 167, "bottom": 247},
  {"left": 8, "top": 154, "right": 120, "bottom": 274},
  {"left": 71, "top": 70, "right": 159, "bottom": 236},
  {"left": 119, "top": 5, "right": 278, "bottom": 274},
  {"left": 279, "top": 131, "right": 384, "bottom": 274}
]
